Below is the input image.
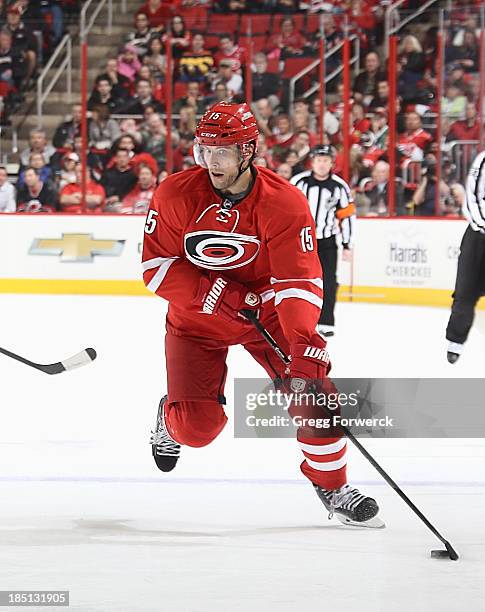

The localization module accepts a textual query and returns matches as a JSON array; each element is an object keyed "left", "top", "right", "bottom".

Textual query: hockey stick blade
[
  {"left": 0, "top": 346, "right": 97, "bottom": 375},
  {"left": 243, "top": 315, "right": 460, "bottom": 560}
]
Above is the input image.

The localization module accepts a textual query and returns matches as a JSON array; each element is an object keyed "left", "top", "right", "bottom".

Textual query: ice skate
[
  {"left": 447, "top": 341, "right": 463, "bottom": 364},
  {"left": 314, "top": 483, "right": 385, "bottom": 528},
  {"left": 150, "top": 396, "right": 181, "bottom": 472},
  {"left": 316, "top": 324, "right": 335, "bottom": 338}
]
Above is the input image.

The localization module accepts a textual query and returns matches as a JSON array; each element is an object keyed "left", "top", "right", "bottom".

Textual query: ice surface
[{"left": 0, "top": 294, "right": 484, "bottom": 611}]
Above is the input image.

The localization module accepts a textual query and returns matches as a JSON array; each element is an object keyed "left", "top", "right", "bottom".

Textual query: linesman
[
  {"left": 291, "top": 145, "right": 356, "bottom": 337},
  {"left": 446, "top": 149, "right": 485, "bottom": 363}
]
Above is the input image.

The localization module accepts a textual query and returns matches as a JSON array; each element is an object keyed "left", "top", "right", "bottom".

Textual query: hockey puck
[{"left": 431, "top": 549, "right": 457, "bottom": 560}]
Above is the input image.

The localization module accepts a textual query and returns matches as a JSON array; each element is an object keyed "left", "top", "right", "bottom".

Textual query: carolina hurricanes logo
[{"left": 184, "top": 230, "right": 261, "bottom": 270}]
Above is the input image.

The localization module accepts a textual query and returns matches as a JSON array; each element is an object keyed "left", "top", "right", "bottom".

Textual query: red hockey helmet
[{"left": 195, "top": 101, "right": 259, "bottom": 147}]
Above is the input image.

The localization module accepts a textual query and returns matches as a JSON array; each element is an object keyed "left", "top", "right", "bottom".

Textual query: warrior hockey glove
[
  {"left": 196, "top": 273, "right": 261, "bottom": 323},
  {"left": 287, "top": 334, "right": 332, "bottom": 393}
]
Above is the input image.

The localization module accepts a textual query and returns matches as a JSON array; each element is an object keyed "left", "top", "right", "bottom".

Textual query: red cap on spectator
[{"left": 7, "top": 5, "right": 23, "bottom": 15}]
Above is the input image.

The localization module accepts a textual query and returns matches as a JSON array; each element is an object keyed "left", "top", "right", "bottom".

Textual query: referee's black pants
[
  {"left": 317, "top": 236, "right": 338, "bottom": 326},
  {"left": 446, "top": 225, "right": 485, "bottom": 344}
]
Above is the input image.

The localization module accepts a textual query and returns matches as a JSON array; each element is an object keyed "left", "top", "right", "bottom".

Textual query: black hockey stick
[
  {"left": 0, "top": 346, "right": 97, "bottom": 375},
  {"left": 241, "top": 309, "right": 459, "bottom": 561}
]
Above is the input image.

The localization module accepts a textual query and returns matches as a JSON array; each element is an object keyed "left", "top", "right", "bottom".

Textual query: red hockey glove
[
  {"left": 196, "top": 273, "right": 261, "bottom": 323},
  {"left": 287, "top": 334, "right": 332, "bottom": 393},
  {"left": 285, "top": 335, "right": 338, "bottom": 437}
]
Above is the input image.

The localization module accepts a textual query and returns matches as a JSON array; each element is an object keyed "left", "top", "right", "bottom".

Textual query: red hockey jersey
[{"left": 142, "top": 165, "right": 323, "bottom": 344}]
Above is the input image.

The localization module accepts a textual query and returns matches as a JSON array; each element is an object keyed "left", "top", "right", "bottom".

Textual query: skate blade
[{"left": 336, "top": 514, "right": 386, "bottom": 529}]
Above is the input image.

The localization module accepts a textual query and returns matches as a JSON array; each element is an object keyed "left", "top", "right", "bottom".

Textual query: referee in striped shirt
[
  {"left": 446, "top": 149, "right": 485, "bottom": 363},
  {"left": 291, "top": 145, "right": 356, "bottom": 337}
]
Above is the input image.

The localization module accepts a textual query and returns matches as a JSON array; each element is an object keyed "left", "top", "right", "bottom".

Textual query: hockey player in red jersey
[{"left": 143, "top": 102, "right": 383, "bottom": 527}]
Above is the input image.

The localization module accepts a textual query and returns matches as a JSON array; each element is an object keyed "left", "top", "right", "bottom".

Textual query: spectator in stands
[
  {"left": 119, "top": 117, "right": 142, "bottom": 143},
  {"left": 309, "top": 14, "right": 343, "bottom": 74},
  {"left": 214, "top": 0, "right": 246, "bottom": 10},
  {"left": 326, "top": 82, "right": 351, "bottom": 121},
  {"left": 409, "top": 156, "right": 449, "bottom": 216},
  {"left": 276, "top": 162, "right": 292, "bottom": 180},
  {"left": 397, "top": 111, "right": 432, "bottom": 164},
  {"left": 17, "top": 151, "right": 52, "bottom": 186},
  {"left": 356, "top": 160, "right": 391, "bottom": 217},
  {"left": 254, "top": 133, "right": 274, "bottom": 169},
  {"left": 126, "top": 12, "right": 154, "bottom": 57},
  {"left": 98, "top": 58, "right": 131, "bottom": 101},
  {"left": 283, "top": 149, "right": 304, "bottom": 176},
  {"left": 100, "top": 148, "right": 137, "bottom": 210},
  {"left": 59, "top": 162, "right": 105, "bottom": 214},
  {"left": 441, "top": 84, "right": 467, "bottom": 122},
  {"left": 179, "top": 33, "right": 214, "bottom": 83},
  {"left": 252, "top": 52, "right": 280, "bottom": 105},
  {"left": 118, "top": 78, "right": 163, "bottom": 115},
  {"left": 138, "top": 0, "right": 172, "bottom": 30},
  {"left": 174, "top": 80, "right": 206, "bottom": 114},
  {"left": 275, "top": 0, "right": 299, "bottom": 11},
  {"left": 6, "top": 4, "right": 36, "bottom": 87},
  {"left": 0, "top": 165, "right": 15, "bottom": 212},
  {"left": 40, "top": 0, "right": 65, "bottom": 47},
  {"left": 121, "top": 164, "right": 156, "bottom": 214},
  {"left": 57, "top": 152, "right": 79, "bottom": 190},
  {"left": 398, "top": 35, "right": 426, "bottom": 92},
  {"left": 353, "top": 51, "right": 386, "bottom": 107},
  {"left": 55, "top": 135, "right": 104, "bottom": 178},
  {"left": 166, "top": 15, "right": 191, "bottom": 59},
  {"left": 20, "top": 129, "right": 56, "bottom": 167},
  {"left": 253, "top": 96, "right": 276, "bottom": 138},
  {"left": 172, "top": 133, "right": 194, "bottom": 172},
  {"left": 177, "top": 104, "right": 197, "bottom": 136},
  {"left": 368, "top": 79, "right": 390, "bottom": 111},
  {"left": 266, "top": 113, "right": 295, "bottom": 163},
  {"left": 16, "top": 167, "right": 58, "bottom": 213},
  {"left": 291, "top": 129, "right": 311, "bottom": 168},
  {"left": 204, "top": 81, "right": 230, "bottom": 106},
  {"left": 210, "top": 59, "right": 243, "bottom": 97},
  {"left": 143, "top": 35, "right": 166, "bottom": 82},
  {"left": 448, "top": 29, "right": 479, "bottom": 73},
  {"left": 0, "top": 28, "right": 23, "bottom": 89},
  {"left": 350, "top": 102, "right": 371, "bottom": 145},
  {"left": 88, "top": 77, "right": 123, "bottom": 113},
  {"left": 137, "top": 63, "right": 164, "bottom": 104},
  {"left": 89, "top": 104, "right": 121, "bottom": 150},
  {"left": 307, "top": 97, "right": 339, "bottom": 139},
  {"left": 112, "top": 133, "right": 159, "bottom": 176},
  {"left": 52, "top": 103, "right": 82, "bottom": 148},
  {"left": 367, "top": 108, "right": 388, "bottom": 151},
  {"left": 117, "top": 44, "right": 142, "bottom": 83},
  {"left": 141, "top": 112, "right": 169, "bottom": 169},
  {"left": 214, "top": 33, "right": 246, "bottom": 73},
  {"left": 267, "top": 16, "right": 307, "bottom": 59},
  {"left": 447, "top": 101, "right": 480, "bottom": 141}
]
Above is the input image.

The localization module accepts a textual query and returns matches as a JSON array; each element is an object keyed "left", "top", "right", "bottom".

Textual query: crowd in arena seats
[
  {"left": 2, "top": 0, "right": 483, "bottom": 216},
  {"left": 0, "top": 0, "right": 80, "bottom": 124}
]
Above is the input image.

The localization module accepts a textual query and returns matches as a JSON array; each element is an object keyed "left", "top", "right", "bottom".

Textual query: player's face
[
  {"left": 312, "top": 155, "right": 333, "bottom": 178},
  {"left": 199, "top": 145, "right": 242, "bottom": 190}
]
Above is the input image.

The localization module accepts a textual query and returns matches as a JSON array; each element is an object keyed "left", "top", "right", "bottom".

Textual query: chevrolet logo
[{"left": 29, "top": 233, "right": 125, "bottom": 263}]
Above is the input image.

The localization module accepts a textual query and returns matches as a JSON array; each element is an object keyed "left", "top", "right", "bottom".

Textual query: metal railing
[
  {"left": 448, "top": 140, "right": 479, "bottom": 185},
  {"left": 292, "top": 35, "right": 360, "bottom": 107},
  {"left": 384, "top": 0, "right": 441, "bottom": 53},
  {"left": 80, "top": 0, "right": 113, "bottom": 39},
  {"left": 37, "top": 34, "right": 72, "bottom": 128}
]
